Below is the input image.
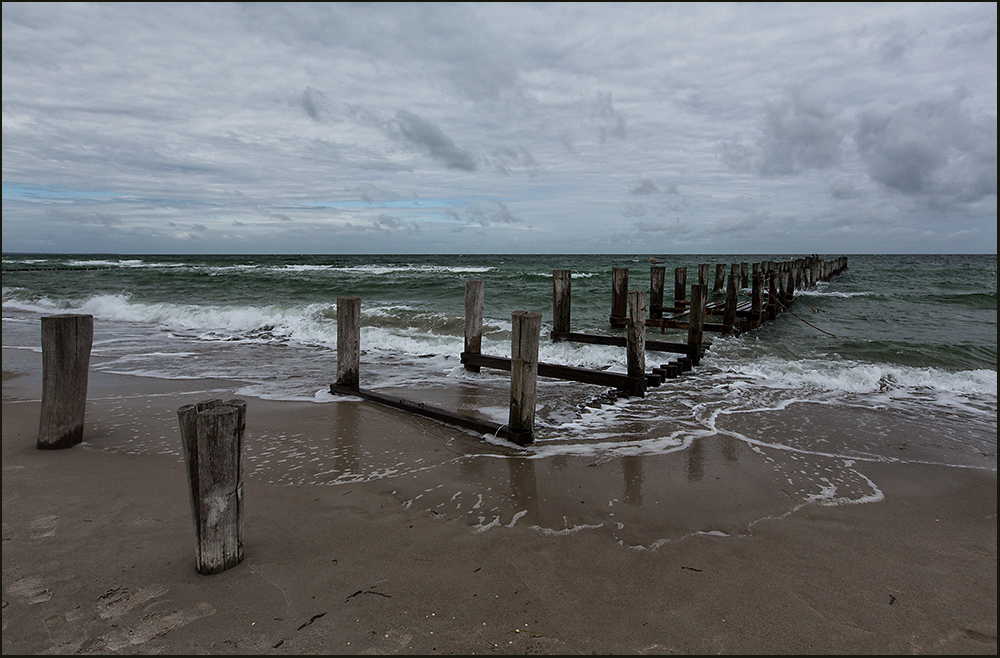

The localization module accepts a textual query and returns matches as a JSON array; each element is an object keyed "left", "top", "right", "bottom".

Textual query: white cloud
[{"left": 1, "top": 2, "right": 995, "bottom": 254}]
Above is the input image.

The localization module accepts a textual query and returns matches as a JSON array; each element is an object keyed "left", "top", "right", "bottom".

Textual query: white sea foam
[
  {"left": 726, "top": 356, "right": 997, "bottom": 398},
  {"left": 530, "top": 522, "right": 604, "bottom": 537},
  {"left": 799, "top": 290, "right": 877, "bottom": 298},
  {"left": 66, "top": 259, "right": 144, "bottom": 267},
  {"left": 317, "top": 264, "right": 496, "bottom": 276}
]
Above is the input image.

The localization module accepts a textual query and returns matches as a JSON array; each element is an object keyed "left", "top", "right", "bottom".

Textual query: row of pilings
[{"left": 608, "top": 255, "right": 849, "bottom": 336}]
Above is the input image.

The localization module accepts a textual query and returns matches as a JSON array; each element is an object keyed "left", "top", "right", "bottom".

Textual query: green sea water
[{"left": 3, "top": 253, "right": 996, "bottom": 492}]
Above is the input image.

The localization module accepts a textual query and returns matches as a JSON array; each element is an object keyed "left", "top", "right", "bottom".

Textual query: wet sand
[{"left": 2, "top": 357, "right": 997, "bottom": 654}]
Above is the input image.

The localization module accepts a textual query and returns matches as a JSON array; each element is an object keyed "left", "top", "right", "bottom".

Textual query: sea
[{"left": 2, "top": 253, "right": 996, "bottom": 541}]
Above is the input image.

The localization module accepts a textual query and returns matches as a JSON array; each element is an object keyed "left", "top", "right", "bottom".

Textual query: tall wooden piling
[
  {"left": 37, "top": 314, "right": 93, "bottom": 450},
  {"left": 674, "top": 266, "right": 687, "bottom": 307},
  {"left": 723, "top": 274, "right": 738, "bottom": 334},
  {"left": 767, "top": 271, "right": 779, "bottom": 320},
  {"left": 465, "top": 280, "right": 485, "bottom": 372},
  {"left": 337, "top": 296, "right": 361, "bottom": 389},
  {"left": 649, "top": 266, "right": 665, "bottom": 320},
  {"left": 509, "top": 310, "right": 541, "bottom": 443},
  {"left": 178, "top": 398, "right": 246, "bottom": 575},
  {"left": 713, "top": 263, "right": 726, "bottom": 294},
  {"left": 687, "top": 284, "right": 706, "bottom": 366},
  {"left": 626, "top": 290, "right": 647, "bottom": 397},
  {"left": 740, "top": 262, "right": 749, "bottom": 288},
  {"left": 610, "top": 267, "right": 629, "bottom": 324},
  {"left": 776, "top": 270, "right": 788, "bottom": 311},
  {"left": 783, "top": 270, "right": 795, "bottom": 307},
  {"left": 750, "top": 272, "right": 764, "bottom": 330},
  {"left": 552, "top": 270, "right": 571, "bottom": 336},
  {"left": 178, "top": 397, "right": 220, "bottom": 557},
  {"left": 698, "top": 264, "right": 710, "bottom": 288}
]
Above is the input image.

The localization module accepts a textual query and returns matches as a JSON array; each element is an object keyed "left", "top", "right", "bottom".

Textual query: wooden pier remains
[
  {"left": 332, "top": 256, "right": 847, "bottom": 445},
  {"left": 609, "top": 256, "right": 847, "bottom": 336},
  {"left": 332, "top": 291, "right": 541, "bottom": 445},
  {"left": 177, "top": 398, "right": 247, "bottom": 575},
  {"left": 37, "top": 314, "right": 93, "bottom": 450}
]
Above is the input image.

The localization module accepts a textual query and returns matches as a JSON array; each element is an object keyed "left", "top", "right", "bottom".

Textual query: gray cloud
[
  {"left": 829, "top": 180, "right": 861, "bottom": 201},
  {"left": 299, "top": 87, "right": 327, "bottom": 121},
  {"left": 634, "top": 220, "right": 672, "bottom": 232},
  {"left": 372, "top": 213, "right": 419, "bottom": 232},
  {"left": 354, "top": 184, "right": 407, "bottom": 205},
  {"left": 717, "top": 210, "right": 771, "bottom": 233},
  {"left": 447, "top": 199, "right": 522, "bottom": 226},
  {"left": 854, "top": 93, "right": 997, "bottom": 208},
  {"left": 388, "top": 110, "right": 478, "bottom": 172},
  {"left": 1, "top": 3, "right": 995, "bottom": 254},
  {"left": 487, "top": 145, "right": 539, "bottom": 175},
  {"left": 347, "top": 107, "right": 479, "bottom": 172},
  {"left": 722, "top": 92, "right": 846, "bottom": 176},
  {"left": 60, "top": 211, "right": 123, "bottom": 227},
  {"left": 631, "top": 179, "right": 660, "bottom": 196},
  {"left": 225, "top": 191, "right": 292, "bottom": 222},
  {"left": 593, "top": 91, "right": 627, "bottom": 142},
  {"left": 624, "top": 178, "right": 686, "bottom": 219}
]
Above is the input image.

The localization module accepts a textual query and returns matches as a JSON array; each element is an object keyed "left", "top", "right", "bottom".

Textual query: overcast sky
[{"left": 2, "top": 3, "right": 996, "bottom": 255}]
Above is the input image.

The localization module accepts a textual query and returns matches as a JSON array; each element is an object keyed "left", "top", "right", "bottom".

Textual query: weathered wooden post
[
  {"left": 740, "top": 262, "right": 749, "bottom": 289},
  {"left": 177, "top": 398, "right": 246, "bottom": 575},
  {"left": 649, "top": 266, "right": 665, "bottom": 320},
  {"left": 713, "top": 263, "right": 726, "bottom": 294},
  {"left": 750, "top": 272, "right": 764, "bottom": 329},
  {"left": 687, "top": 284, "right": 706, "bottom": 366},
  {"left": 37, "top": 314, "right": 93, "bottom": 450},
  {"left": 674, "top": 266, "right": 687, "bottom": 308},
  {"left": 776, "top": 270, "right": 788, "bottom": 312},
  {"left": 337, "top": 296, "right": 361, "bottom": 389},
  {"left": 552, "top": 270, "right": 571, "bottom": 337},
  {"left": 626, "top": 289, "right": 647, "bottom": 397},
  {"left": 698, "top": 264, "right": 710, "bottom": 288},
  {"left": 723, "top": 274, "right": 738, "bottom": 335},
  {"left": 610, "top": 267, "right": 628, "bottom": 325},
  {"left": 464, "top": 280, "right": 485, "bottom": 372},
  {"left": 779, "top": 270, "right": 793, "bottom": 308},
  {"left": 767, "top": 270, "right": 779, "bottom": 320},
  {"left": 509, "top": 310, "right": 541, "bottom": 445}
]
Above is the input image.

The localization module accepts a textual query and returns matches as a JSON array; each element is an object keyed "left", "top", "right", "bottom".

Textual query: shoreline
[{"left": 3, "top": 359, "right": 997, "bottom": 654}]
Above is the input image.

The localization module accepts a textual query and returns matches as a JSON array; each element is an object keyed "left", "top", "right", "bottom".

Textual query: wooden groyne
[
  {"left": 37, "top": 314, "right": 93, "bottom": 449},
  {"left": 605, "top": 255, "right": 847, "bottom": 335},
  {"left": 332, "top": 294, "right": 540, "bottom": 445},
  {"left": 332, "top": 256, "right": 848, "bottom": 445}
]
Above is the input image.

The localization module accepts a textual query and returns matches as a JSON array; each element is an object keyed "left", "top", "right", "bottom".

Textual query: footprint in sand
[
  {"left": 7, "top": 575, "right": 52, "bottom": 605},
  {"left": 100, "top": 602, "right": 215, "bottom": 651},
  {"left": 29, "top": 514, "right": 58, "bottom": 539},
  {"left": 96, "top": 585, "right": 170, "bottom": 620}
]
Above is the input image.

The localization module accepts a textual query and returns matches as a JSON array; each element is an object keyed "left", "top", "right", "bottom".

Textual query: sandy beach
[{"left": 2, "top": 351, "right": 996, "bottom": 654}]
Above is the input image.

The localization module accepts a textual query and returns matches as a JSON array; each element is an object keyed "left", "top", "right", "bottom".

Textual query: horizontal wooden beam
[
  {"left": 329, "top": 384, "right": 532, "bottom": 446},
  {"left": 550, "top": 330, "right": 691, "bottom": 354},
  {"left": 460, "top": 352, "right": 650, "bottom": 394}
]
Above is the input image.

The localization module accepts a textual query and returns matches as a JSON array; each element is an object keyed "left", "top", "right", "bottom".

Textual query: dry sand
[{"left": 2, "top": 356, "right": 997, "bottom": 655}]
